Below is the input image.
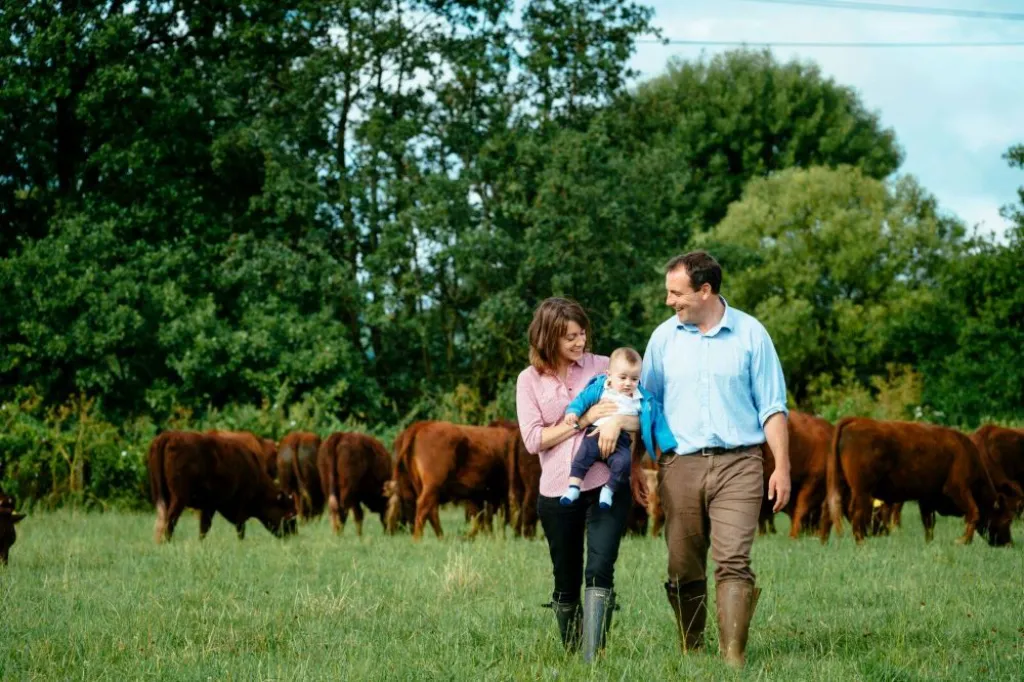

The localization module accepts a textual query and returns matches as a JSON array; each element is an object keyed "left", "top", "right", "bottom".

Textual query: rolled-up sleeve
[
  {"left": 750, "top": 326, "right": 788, "bottom": 426},
  {"left": 516, "top": 369, "right": 545, "bottom": 455}
]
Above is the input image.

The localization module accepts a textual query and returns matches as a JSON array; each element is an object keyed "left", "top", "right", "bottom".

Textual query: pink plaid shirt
[{"left": 515, "top": 353, "right": 611, "bottom": 497}]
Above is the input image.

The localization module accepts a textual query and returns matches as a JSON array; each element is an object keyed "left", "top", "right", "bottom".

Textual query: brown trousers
[{"left": 658, "top": 447, "right": 763, "bottom": 586}]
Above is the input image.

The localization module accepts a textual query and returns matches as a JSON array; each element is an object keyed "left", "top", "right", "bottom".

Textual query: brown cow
[
  {"left": 0, "top": 492, "right": 26, "bottom": 565},
  {"left": 972, "top": 425, "right": 1024, "bottom": 518},
  {"left": 490, "top": 419, "right": 541, "bottom": 538},
  {"left": 643, "top": 467, "right": 664, "bottom": 537},
  {"left": 279, "top": 432, "right": 323, "bottom": 520},
  {"left": 388, "top": 420, "right": 511, "bottom": 540},
  {"left": 206, "top": 430, "right": 278, "bottom": 479},
  {"left": 758, "top": 412, "right": 834, "bottom": 539},
  {"left": 318, "top": 431, "right": 392, "bottom": 536},
  {"left": 825, "top": 418, "right": 1019, "bottom": 546},
  {"left": 148, "top": 431, "right": 296, "bottom": 542}
]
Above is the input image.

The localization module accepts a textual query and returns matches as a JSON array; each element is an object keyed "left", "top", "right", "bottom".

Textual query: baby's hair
[{"left": 609, "top": 347, "right": 642, "bottom": 368}]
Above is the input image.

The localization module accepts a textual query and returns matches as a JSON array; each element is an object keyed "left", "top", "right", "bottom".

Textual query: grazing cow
[
  {"left": 825, "top": 418, "right": 1019, "bottom": 546},
  {"left": 871, "top": 501, "right": 903, "bottom": 536},
  {"left": 388, "top": 420, "right": 511, "bottom": 540},
  {"left": 206, "top": 430, "right": 278, "bottom": 479},
  {"left": 384, "top": 422, "right": 429, "bottom": 534},
  {"left": 279, "top": 432, "right": 324, "bottom": 520},
  {"left": 148, "top": 431, "right": 296, "bottom": 543},
  {"left": 971, "top": 425, "right": 1024, "bottom": 518},
  {"left": 758, "top": 412, "right": 835, "bottom": 539},
  {"left": 0, "top": 492, "right": 26, "bottom": 566},
  {"left": 317, "top": 432, "right": 392, "bottom": 536},
  {"left": 489, "top": 419, "right": 541, "bottom": 538}
]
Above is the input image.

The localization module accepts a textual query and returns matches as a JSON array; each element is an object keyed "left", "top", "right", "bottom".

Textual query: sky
[{"left": 628, "top": 0, "right": 1024, "bottom": 241}]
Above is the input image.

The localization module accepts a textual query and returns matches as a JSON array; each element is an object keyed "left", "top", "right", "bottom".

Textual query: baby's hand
[{"left": 564, "top": 413, "right": 579, "bottom": 427}]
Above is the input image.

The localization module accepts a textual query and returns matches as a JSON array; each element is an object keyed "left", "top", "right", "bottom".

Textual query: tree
[
  {"left": 697, "top": 165, "right": 965, "bottom": 402},
  {"left": 622, "top": 49, "right": 903, "bottom": 250}
]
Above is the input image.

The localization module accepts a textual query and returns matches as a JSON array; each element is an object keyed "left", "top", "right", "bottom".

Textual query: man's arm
[{"left": 751, "top": 326, "right": 790, "bottom": 511}]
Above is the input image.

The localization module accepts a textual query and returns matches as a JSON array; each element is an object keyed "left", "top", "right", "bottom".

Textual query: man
[{"left": 634, "top": 250, "right": 791, "bottom": 668}]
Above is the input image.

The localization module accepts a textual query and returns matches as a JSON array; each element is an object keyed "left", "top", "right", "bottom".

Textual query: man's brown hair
[
  {"left": 528, "top": 297, "right": 591, "bottom": 374},
  {"left": 664, "top": 250, "right": 722, "bottom": 294}
]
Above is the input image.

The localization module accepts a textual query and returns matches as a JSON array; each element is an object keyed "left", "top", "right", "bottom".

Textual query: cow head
[
  {"left": 260, "top": 490, "right": 298, "bottom": 537},
  {"left": 981, "top": 481, "right": 1023, "bottom": 547},
  {"left": 0, "top": 495, "right": 26, "bottom": 565}
]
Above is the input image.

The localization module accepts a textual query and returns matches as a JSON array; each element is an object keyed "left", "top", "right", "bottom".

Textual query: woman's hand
[
  {"left": 579, "top": 400, "right": 617, "bottom": 429},
  {"left": 590, "top": 417, "right": 622, "bottom": 458}
]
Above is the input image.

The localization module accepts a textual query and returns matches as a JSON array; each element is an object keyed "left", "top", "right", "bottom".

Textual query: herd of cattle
[
  {"left": 0, "top": 414, "right": 1020, "bottom": 566},
  {"left": 145, "top": 414, "right": 1024, "bottom": 547}
]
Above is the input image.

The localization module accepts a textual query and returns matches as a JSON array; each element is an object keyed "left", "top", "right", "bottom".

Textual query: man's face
[{"left": 665, "top": 266, "right": 709, "bottom": 324}]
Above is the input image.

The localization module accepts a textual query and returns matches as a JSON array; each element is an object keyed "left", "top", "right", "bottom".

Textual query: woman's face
[{"left": 557, "top": 321, "right": 586, "bottom": 366}]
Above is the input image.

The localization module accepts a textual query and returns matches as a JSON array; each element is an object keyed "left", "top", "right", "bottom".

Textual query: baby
[{"left": 561, "top": 347, "right": 643, "bottom": 509}]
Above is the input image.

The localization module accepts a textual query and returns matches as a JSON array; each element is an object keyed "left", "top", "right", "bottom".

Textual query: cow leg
[
  {"left": 919, "top": 503, "right": 936, "bottom": 542},
  {"left": 789, "top": 482, "right": 819, "bottom": 539},
  {"left": 521, "top": 488, "right": 539, "bottom": 539},
  {"left": 850, "top": 492, "right": 872, "bottom": 544},
  {"left": 352, "top": 504, "right": 365, "bottom": 537},
  {"left": 328, "top": 494, "right": 347, "bottom": 535},
  {"left": 413, "top": 489, "right": 442, "bottom": 540},
  {"left": 154, "top": 500, "right": 169, "bottom": 544},
  {"left": 199, "top": 509, "right": 214, "bottom": 540},
  {"left": 164, "top": 499, "right": 185, "bottom": 542},
  {"left": 236, "top": 522, "right": 246, "bottom": 540},
  {"left": 944, "top": 483, "right": 981, "bottom": 545},
  {"left": 891, "top": 502, "right": 903, "bottom": 528}
]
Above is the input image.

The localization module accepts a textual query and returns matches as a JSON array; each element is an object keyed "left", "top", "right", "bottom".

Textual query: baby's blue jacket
[{"left": 566, "top": 374, "right": 678, "bottom": 460}]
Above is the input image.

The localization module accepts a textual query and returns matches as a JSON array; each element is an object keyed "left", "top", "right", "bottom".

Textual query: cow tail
[{"left": 826, "top": 419, "right": 848, "bottom": 537}]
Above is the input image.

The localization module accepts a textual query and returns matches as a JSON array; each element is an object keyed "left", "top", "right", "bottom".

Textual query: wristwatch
[{"left": 572, "top": 421, "right": 583, "bottom": 431}]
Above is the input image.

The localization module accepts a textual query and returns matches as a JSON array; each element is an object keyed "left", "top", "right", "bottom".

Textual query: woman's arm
[{"left": 538, "top": 401, "right": 620, "bottom": 451}]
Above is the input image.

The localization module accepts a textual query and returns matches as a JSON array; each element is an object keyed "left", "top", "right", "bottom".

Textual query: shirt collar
[{"left": 677, "top": 296, "right": 733, "bottom": 336}]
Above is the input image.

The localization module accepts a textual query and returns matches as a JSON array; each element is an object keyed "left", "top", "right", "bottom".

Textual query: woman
[{"left": 515, "top": 297, "right": 639, "bottom": 662}]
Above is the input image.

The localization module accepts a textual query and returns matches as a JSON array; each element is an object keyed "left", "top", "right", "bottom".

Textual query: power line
[
  {"left": 638, "top": 38, "right": 1024, "bottom": 48},
  {"left": 737, "top": 0, "right": 1024, "bottom": 21}
]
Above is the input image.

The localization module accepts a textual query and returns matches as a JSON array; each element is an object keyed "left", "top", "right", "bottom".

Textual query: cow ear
[{"left": 12, "top": 512, "right": 25, "bottom": 523}]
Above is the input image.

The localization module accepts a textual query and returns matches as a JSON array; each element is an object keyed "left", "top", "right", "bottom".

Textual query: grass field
[{"left": 1, "top": 506, "right": 1022, "bottom": 681}]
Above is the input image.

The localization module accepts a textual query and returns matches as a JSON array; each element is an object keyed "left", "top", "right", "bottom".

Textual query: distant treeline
[{"left": 1, "top": 2, "right": 1021, "bottom": 507}]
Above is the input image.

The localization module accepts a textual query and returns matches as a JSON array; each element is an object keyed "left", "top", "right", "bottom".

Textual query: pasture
[{"left": 1, "top": 507, "right": 1021, "bottom": 681}]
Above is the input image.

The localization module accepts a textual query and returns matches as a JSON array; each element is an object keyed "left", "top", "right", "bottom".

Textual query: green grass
[{"left": 1, "top": 507, "right": 1022, "bottom": 681}]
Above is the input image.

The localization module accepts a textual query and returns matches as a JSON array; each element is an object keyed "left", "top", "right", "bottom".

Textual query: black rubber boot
[
  {"left": 552, "top": 600, "right": 582, "bottom": 652},
  {"left": 582, "top": 586, "right": 614, "bottom": 663}
]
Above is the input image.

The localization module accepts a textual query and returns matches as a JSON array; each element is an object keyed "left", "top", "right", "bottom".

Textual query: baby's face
[{"left": 608, "top": 361, "right": 641, "bottom": 396}]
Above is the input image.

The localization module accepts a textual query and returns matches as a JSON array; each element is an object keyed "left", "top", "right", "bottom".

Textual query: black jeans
[{"left": 538, "top": 486, "right": 630, "bottom": 603}]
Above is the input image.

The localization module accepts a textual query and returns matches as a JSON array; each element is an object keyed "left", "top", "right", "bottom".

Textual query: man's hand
[
  {"left": 768, "top": 468, "right": 791, "bottom": 513},
  {"left": 630, "top": 457, "right": 649, "bottom": 508}
]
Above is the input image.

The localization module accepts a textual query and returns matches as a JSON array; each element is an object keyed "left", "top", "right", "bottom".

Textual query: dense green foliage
[
  {"left": 1, "top": 2, "right": 1021, "bottom": 506},
  {"left": 2, "top": 508, "right": 1021, "bottom": 679}
]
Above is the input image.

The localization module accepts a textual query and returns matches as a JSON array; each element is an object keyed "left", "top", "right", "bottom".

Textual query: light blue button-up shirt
[{"left": 640, "top": 299, "right": 788, "bottom": 455}]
